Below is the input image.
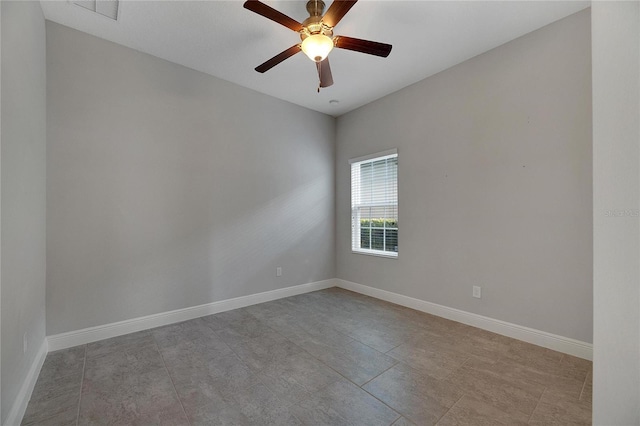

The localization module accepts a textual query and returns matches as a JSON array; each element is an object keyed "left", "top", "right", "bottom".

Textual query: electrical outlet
[
  {"left": 473, "top": 286, "right": 482, "bottom": 299},
  {"left": 23, "top": 333, "right": 28, "bottom": 355},
  {"left": 276, "top": 267, "right": 282, "bottom": 277}
]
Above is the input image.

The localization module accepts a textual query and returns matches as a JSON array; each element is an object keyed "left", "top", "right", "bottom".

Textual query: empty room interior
[{"left": 1, "top": 0, "right": 639, "bottom": 425}]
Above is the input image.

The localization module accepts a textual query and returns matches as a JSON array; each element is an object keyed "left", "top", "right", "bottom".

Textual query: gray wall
[
  {"left": 1, "top": 1, "right": 47, "bottom": 422},
  {"left": 46, "top": 22, "right": 335, "bottom": 335},
  {"left": 336, "top": 10, "right": 592, "bottom": 342},
  {"left": 592, "top": 2, "right": 640, "bottom": 423}
]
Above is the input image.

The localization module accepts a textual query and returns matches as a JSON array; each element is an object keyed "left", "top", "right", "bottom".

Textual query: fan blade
[
  {"left": 255, "top": 44, "right": 302, "bottom": 73},
  {"left": 243, "top": 0, "right": 304, "bottom": 32},
  {"left": 316, "top": 58, "right": 334, "bottom": 88},
  {"left": 334, "top": 36, "right": 392, "bottom": 57},
  {"left": 322, "top": 0, "right": 358, "bottom": 28}
]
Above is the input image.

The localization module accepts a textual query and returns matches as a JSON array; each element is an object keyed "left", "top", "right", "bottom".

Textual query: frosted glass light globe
[{"left": 301, "top": 34, "right": 334, "bottom": 62}]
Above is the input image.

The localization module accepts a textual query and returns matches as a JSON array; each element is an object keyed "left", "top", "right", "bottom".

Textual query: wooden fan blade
[
  {"left": 255, "top": 44, "right": 302, "bottom": 73},
  {"left": 316, "top": 58, "right": 334, "bottom": 88},
  {"left": 322, "top": 0, "right": 358, "bottom": 28},
  {"left": 334, "top": 36, "right": 392, "bottom": 57},
  {"left": 243, "top": 0, "right": 304, "bottom": 32}
]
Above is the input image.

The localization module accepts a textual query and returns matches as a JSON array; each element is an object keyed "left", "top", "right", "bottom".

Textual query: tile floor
[{"left": 22, "top": 288, "right": 592, "bottom": 425}]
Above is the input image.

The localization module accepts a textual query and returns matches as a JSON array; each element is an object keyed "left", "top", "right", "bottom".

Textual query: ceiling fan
[{"left": 243, "top": 0, "right": 392, "bottom": 91}]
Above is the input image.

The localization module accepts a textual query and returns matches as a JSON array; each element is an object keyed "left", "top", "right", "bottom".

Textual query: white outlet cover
[
  {"left": 473, "top": 286, "right": 482, "bottom": 298},
  {"left": 276, "top": 267, "right": 282, "bottom": 277}
]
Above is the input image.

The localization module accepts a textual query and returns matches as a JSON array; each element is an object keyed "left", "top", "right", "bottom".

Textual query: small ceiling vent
[{"left": 74, "top": 0, "right": 119, "bottom": 20}]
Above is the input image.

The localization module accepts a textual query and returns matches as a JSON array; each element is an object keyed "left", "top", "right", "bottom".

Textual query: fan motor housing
[
  {"left": 300, "top": 0, "right": 333, "bottom": 41},
  {"left": 300, "top": 23, "right": 333, "bottom": 41}
]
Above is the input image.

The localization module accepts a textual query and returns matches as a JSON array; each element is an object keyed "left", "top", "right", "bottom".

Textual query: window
[{"left": 350, "top": 149, "right": 398, "bottom": 257}]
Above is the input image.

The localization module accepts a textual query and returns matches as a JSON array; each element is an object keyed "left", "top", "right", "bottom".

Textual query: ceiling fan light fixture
[
  {"left": 301, "top": 34, "right": 334, "bottom": 62},
  {"left": 244, "top": 0, "right": 392, "bottom": 87}
]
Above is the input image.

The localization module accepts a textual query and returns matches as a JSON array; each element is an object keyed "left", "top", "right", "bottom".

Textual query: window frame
[{"left": 350, "top": 149, "right": 398, "bottom": 259}]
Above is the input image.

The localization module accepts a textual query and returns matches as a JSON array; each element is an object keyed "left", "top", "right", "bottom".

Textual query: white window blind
[{"left": 350, "top": 150, "right": 398, "bottom": 257}]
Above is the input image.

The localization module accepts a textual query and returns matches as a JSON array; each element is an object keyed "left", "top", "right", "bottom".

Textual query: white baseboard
[
  {"left": 47, "top": 279, "right": 336, "bottom": 351},
  {"left": 336, "top": 279, "right": 593, "bottom": 360},
  {"left": 4, "top": 339, "right": 48, "bottom": 426},
  {"left": 46, "top": 276, "right": 593, "bottom": 360}
]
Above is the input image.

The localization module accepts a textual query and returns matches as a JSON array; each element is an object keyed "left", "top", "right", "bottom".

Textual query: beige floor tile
[
  {"left": 23, "top": 289, "right": 591, "bottom": 426},
  {"left": 21, "top": 408, "right": 78, "bottom": 426},
  {"left": 363, "top": 363, "right": 463, "bottom": 425},
  {"left": 528, "top": 388, "right": 592, "bottom": 425},
  {"left": 387, "top": 338, "right": 469, "bottom": 380},
  {"left": 293, "top": 379, "right": 400, "bottom": 426},
  {"left": 256, "top": 351, "right": 343, "bottom": 404},
  {"left": 558, "top": 354, "right": 592, "bottom": 382},
  {"left": 446, "top": 359, "right": 544, "bottom": 422},
  {"left": 85, "top": 330, "right": 156, "bottom": 358},
  {"left": 21, "top": 390, "right": 80, "bottom": 426},
  {"left": 502, "top": 340, "right": 565, "bottom": 372},
  {"left": 263, "top": 313, "right": 355, "bottom": 350},
  {"left": 580, "top": 370, "right": 593, "bottom": 403},
  {"left": 392, "top": 416, "right": 416, "bottom": 426},
  {"left": 300, "top": 339, "right": 398, "bottom": 385},
  {"left": 345, "top": 323, "right": 410, "bottom": 353},
  {"left": 466, "top": 356, "right": 585, "bottom": 400},
  {"left": 436, "top": 394, "right": 528, "bottom": 426},
  {"left": 224, "top": 330, "right": 305, "bottom": 372}
]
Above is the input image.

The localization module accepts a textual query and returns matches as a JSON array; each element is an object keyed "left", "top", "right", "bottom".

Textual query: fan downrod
[{"left": 306, "top": 0, "right": 325, "bottom": 18}]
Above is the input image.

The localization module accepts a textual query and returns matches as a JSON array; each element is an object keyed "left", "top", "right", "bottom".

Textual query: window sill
[{"left": 352, "top": 249, "right": 398, "bottom": 259}]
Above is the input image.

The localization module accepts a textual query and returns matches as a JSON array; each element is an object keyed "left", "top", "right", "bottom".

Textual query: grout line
[
  {"left": 434, "top": 392, "right": 464, "bottom": 425},
  {"left": 342, "top": 333, "right": 400, "bottom": 355},
  {"left": 359, "top": 361, "right": 399, "bottom": 388},
  {"left": 208, "top": 315, "right": 324, "bottom": 408},
  {"left": 249, "top": 341, "right": 338, "bottom": 407},
  {"left": 303, "top": 352, "right": 363, "bottom": 387},
  {"left": 289, "top": 336, "right": 404, "bottom": 417},
  {"left": 197, "top": 299, "right": 389, "bottom": 423},
  {"left": 384, "top": 342, "right": 405, "bottom": 354},
  {"left": 355, "top": 362, "right": 424, "bottom": 423},
  {"left": 527, "top": 387, "right": 546, "bottom": 423},
  {"left": 207, "top": 303, "right": 366, "bottom": 422},
  {"left": 358, "top": 384, "right": 405, "bottom": 424},
  {"left": 156, "top": 339, "right": 192, "bottom": 425},
  {"left": 246, "top": 293, "right": 445, "bottom": 423},
  {"left": 578, "top": 371, "right": 588, "bottom": 402},
  {"left": 355, "top": 386, "right": 403, "bottom": 425},
  {"left": 75, "top": 345, "right": 88, "bottom": 426},
  {"left": 458, "top": 356, "right": 473, "bottom": 370},
  {"left": 290, "top": 412, "right": 306, "bottom": 425}
]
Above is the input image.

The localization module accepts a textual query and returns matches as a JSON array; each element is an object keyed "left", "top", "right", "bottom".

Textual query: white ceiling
[{"left": 40, "top": 0, "right": 589, "bottom": 116}]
